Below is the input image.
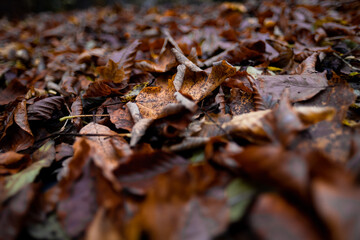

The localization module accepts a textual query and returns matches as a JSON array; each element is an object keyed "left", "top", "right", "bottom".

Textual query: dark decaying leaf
[
  {"left": 0, "top": 78, "right": 28, "bottom": 105},
  {"left": 58, "top": 162, "right": 97, "bottom": 238},
  {"left": 0, "top": 184, "right": 37, "bottom": 240},
  {"left": 114, "top": 147, "right": 188, "bottom": 182},
  {"left": 70, "top": 96, "right": 83, "bottom": 129},
  {"left": 0, "top": 100, "right": 34, "bottom": 152},
  {"left": 27, "top": 96, "right": 64, "bottom": 121}
]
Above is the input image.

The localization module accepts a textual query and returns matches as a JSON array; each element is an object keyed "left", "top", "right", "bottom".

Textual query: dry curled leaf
[
  {"left": 27, "top": 96, "right": 64, "bottom": 121},
  {"left": 109, "top": 40, "right": 140, "bottom": 83},
  {"left": 180, "top": 60, "right": 236, "bottom": 102},
  {"left": 96, "top": 59, "right": 125, "bottom": 84}
]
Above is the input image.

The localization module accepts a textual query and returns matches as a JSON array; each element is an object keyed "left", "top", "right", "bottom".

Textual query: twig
[
  {"left": 59, "top": 114, "right": 110, "bottom": 122},
  {"left": 333, "top": 52, "right": 360, "bottom": 71},
  {"left": 35, "top": 132, "right": 131, "bottom": 144}
]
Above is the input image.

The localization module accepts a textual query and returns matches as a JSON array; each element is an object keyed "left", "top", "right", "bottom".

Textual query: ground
[{"left": 0, "top": 1, "right": 360, "bottom": 239}]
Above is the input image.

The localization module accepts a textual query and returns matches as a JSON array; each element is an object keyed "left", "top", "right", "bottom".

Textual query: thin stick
[
  {"left": 59, "top": 114, "right": 110, "bottom": 122},
  {"left": 35, "top": 132, "right": 131, "bottom": 144},
  {"left": 333, "top": 52, "right": 360, "bottom": 71}
]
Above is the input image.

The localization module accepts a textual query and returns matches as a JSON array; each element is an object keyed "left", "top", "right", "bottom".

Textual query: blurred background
[{"left": 0, "top": 0, "right": 225, "bottom": 19}]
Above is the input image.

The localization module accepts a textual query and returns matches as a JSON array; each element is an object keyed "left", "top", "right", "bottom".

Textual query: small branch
[
  {"left": 59, "top": 114, "right": 110, "bottom": 122},
  {"left": 333, "top": 52, "right": 360, "bottom": 71},
  {"left": 35, "top": 132, "right": 131, "bottom": 144}
]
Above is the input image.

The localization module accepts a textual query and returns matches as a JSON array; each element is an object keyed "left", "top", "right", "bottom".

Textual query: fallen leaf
[
  {"left": 312, "top": 180, "right": 360, "bottom": 240},
  {"left": 0, "top": 100, "right": 34, "bottom": 152},
  {"left": 135, "top": 77, "right": 177, "bottom": 119},
  {"left": 0, "top": 184, "right": 37, "bottom": 240},
  {"left": 251, "top": 193, "right": 322, "bottom": 240},
  {"left": 96, "top": 59, "right": 126, "bottom": 84},
  {"left": 0, "top": 151, "right": 31, "bottom": 175},
  {"left": 2, "top": 140, "right": 54, "bottom": 201},
  {"left": 109, "top": 40, "right": 140, "bottom": 83},
  {"left": 180, "top": 60, "right": 236, "bottom": 102},
  {"left": 27, "top": 96, "right": 64, "bottom": 121}
]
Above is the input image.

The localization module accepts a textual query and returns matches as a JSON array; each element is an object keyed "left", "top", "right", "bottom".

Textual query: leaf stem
[{"left": 59, "top": 114, "right": 110, "bottom": 122}]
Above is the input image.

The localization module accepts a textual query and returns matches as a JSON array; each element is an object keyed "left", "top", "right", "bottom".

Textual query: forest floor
[{"left": 0, "top": 1, "right": 360, "bottom": 239}]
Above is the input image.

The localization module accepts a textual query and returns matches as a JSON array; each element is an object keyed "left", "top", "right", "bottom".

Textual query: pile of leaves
[{"left": 1, "top": 0, "right": 360, "bottom": 239}]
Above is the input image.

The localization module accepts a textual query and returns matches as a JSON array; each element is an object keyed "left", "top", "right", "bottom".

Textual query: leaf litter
[{"left": 0, "top": 0, "right": 360, "bottom": 239}]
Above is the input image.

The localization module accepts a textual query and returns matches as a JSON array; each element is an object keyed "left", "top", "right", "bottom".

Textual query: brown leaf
[
  {"left": 180, "top": 60, "right": 236, "bottom": 102},
  {"left": 58, "top": 162, "right": 98, "bottom": 238},
  {"left": 228, "top": 88, "right": 256, "bottom": 115},
  {"left": 0, "top": 100, "right": 34, "bottom": 152},
  {"left": 135, "top": 78, "right": 177, "bottom": 119},
  {"left": 266, "top": 39, "right": 294, "bottom": 68},
  {"left": 85, "top": 207, "right": 124, "bottom": 240},
  {"left": 83, "top": 80, "right": 125, "bottom": 98},
  {"left": 256, "top": 71, "right": 328, "bottom": 103},
  {"left": 109, "top": 40, "right": 140, "bottom": 83},
  {"left": 251, "top": 193, "right": 322, "bottom": 240},
  {"left": 203, "top": 40, "right": 266, "bottom": 67},
  {"left": 321, "top": 22, "right": 357, "bottom": 36},
  {"left": 109, "top": 104, "right": 134, "bottom": 132},
  {"left": 312, "top": 180, "right": 360, "bottom": 240},
  {"left": 114, "top": 147, "right": 187, "bottom": 183},
  {"left": 27, "top": 96, "right": 64, "bottom": 121},
  {"left": 223, "top": 105, "right": 335, "bottom": 144},
  {"left": 77, "top": 48, "right": 106, "bottom": 64},
  {"left": 125, "top": 164, "right": 229, "bottom": 240},
  {"left": 0, "top": 152, "right": 31, "bottom": 176},
  {"left": 0, "top": 78, "right": 27, "bottom": 105},
  {"left": 96, "top": 59, "right": 126, "bottom": 84},
  {"left": 0, "top": 184, "right": 37, "bottom": 240},
  {"left": 135, "top": 41, "right": 177, "bottom": 73},
  {"left": 294, "top": 121, "right": 353, "bottom": 163},
  {"left": 70, "top": 96, "right": 83, "bottom": 129},
  {"left": 79, "top": 123, "right": 131, "bottom": 188},
  {"left": 235, "top": 145, "right": 309, "bottom": 197},
  {"left": 295, "top": 73, "right": 355, "bottom": 122}
]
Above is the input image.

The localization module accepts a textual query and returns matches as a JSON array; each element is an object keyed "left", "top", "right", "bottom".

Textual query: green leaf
[
  {"left": 3, "top": 140, "right": 55, "bottom": 201},
  {"left": 226, "top": 178, "right": 256, "bottom": 222},
  {"left": 28, "top": 214, "right": 70, "bottom": 240},
  {"left": 190, "top": 148, "right": 205, "bottom": 164}
]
